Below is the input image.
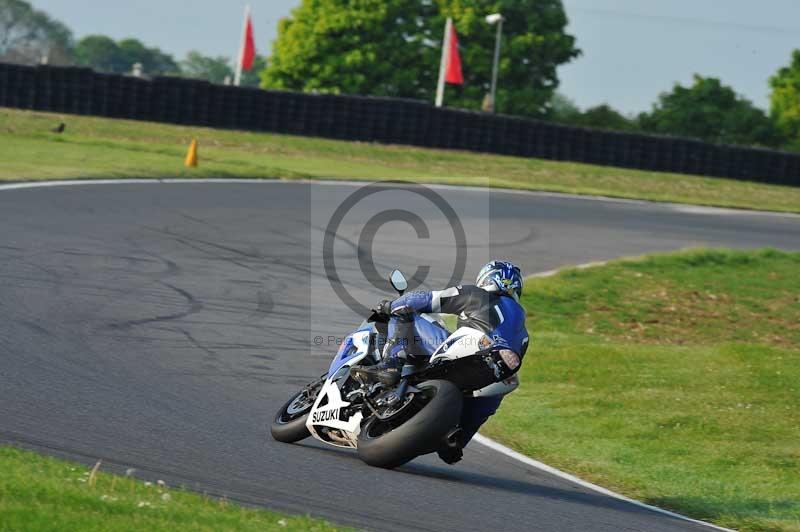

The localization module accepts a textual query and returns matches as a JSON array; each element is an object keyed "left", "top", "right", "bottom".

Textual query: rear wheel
[
  {"left": 271, "top": 377, "right": 323, "bottom": 443},
  {"left": 357, "top": 380, "right": 462, "bottom": 469}
]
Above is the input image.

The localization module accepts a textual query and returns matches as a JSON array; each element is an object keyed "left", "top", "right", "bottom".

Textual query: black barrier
[{"left": 1, "top": 62, "right": 798, "bottom": 186}]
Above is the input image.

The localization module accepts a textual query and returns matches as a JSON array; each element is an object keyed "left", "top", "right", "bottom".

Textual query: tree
[
  {"left": 574, "top": 104, "right": 636, "bottom": 131},
  {"left": 769, "top": 50, "right": 800, "bottom": 149},
  {"left": 262, "top": 1, "right": 428, "bottom": 96},
  {"left": 117, "top": 38, "right": 179, "bottom": 75},
  {"left": 180, "top": 52, "right": 266, "bottom": 86},
  {"left": 74, "top": 35, "right": 179, "bottom": 75},
  {"left": 547, "top": 91, "right": 580, "bottom": 122},
  {"left": 638, "top": 75, "right": 781, "bottom": 147},
  {"left": 240, "top": 56, "right": 267, "bottom": 87},
  {"left": 0, "top": 0, "right": 73, "bottom": 65},
  {"left": 181, "top": 51, "right": 233, "bottom": 84},
  {"left": 73, "top": 35, "right": 124, "bottom": 72},
  {"left": 261, "top": 0, "right": 580, "bottom": 117},
  {"left": 547, "top": 94, "right": 636, "bottom": 131}
]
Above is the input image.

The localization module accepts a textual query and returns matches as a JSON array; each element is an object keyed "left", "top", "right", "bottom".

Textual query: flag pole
[
  {"left": 435, "top": 17, "right": 452, "bottom": 107},
  {"left": 234, "top": 4, "right": 251, "bottom": 86}
]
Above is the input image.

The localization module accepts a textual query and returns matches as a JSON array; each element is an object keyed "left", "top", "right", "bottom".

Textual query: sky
[{"left": 30, "top": 0, "right": 800, "bottom": 114}]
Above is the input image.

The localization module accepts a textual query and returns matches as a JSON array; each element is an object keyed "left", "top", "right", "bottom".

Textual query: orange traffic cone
[{"left": 185, "top": 139, "right": 198, "bottom": 168}]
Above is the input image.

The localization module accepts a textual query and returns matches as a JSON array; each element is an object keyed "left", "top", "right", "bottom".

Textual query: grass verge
[
  {"left": 482, "top": 248, "right": 800, "bottom": 531},
  {"left": 0, "top": 446, "right": 346, "bottom": 531},
  {"left": 2, "top": 108, "right": 800, "bottom": 213}
]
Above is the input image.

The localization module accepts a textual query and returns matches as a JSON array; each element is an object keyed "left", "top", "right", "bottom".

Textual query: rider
[{"left": 351, "top": 260, "right": 528, "bottom": 464}]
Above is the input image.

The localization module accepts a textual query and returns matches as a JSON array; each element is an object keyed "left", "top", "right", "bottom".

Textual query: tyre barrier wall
[{"left": 2, "top": 62, "right": 799, "bottom": 186}]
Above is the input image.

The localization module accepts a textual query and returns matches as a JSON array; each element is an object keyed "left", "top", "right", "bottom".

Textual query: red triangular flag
[
  {"left": 240, "top": 14, "right": 256, "bottom": 71},
  {"left": 445, "top": 23, "right": 464, "bottom": 85}
]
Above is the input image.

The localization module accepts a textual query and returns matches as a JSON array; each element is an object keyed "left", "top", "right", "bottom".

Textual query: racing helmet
[{"left": 476, "top": 260, "right": 523, "bottom": 299}]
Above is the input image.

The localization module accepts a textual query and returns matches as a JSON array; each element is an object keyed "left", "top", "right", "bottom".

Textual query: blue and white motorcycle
[{"left": 271, "top": 270, "right": 519, "bottom": 469}]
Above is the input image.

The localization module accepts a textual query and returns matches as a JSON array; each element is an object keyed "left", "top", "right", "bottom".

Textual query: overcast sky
[{"left": 31, "top": 0, "right": 800, "bottom": 114}]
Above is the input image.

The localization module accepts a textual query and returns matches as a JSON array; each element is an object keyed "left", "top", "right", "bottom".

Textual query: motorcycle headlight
[{"left": 497, "top": 349, "right": 520, "bottom": 370}]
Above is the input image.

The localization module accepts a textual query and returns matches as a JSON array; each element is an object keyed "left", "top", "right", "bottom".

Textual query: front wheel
[
  {"left": 357, "top": 380, "right": 462, "bottom": 469},
  {"left": 271, "top": 377, "right": 323, "bottom": 443}
]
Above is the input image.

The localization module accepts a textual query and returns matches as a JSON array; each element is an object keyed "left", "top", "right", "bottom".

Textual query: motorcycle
[{"left": 270, "top": 270, "right": 520, "bottom": 469}]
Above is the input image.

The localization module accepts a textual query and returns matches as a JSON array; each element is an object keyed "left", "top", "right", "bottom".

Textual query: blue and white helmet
[{"left": 476, "top": 260, "right": 523, "bottom": 300}]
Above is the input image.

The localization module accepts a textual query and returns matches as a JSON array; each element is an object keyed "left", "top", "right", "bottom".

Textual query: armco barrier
[{"left": 1, "top": 62, "right": 799, "bottom": 186}]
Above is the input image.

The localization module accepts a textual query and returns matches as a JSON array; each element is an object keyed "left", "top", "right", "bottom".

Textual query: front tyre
[
  {"left": 271, "top": 377, "right": 323, "bottom": 443},
  {"left": 357, "top": 380, "right": 462, "bottom": 469}
]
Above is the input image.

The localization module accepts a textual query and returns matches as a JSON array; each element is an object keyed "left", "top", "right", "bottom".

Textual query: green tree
[
  {"left": 117, "top": 38, "right": 179, "bottom": 75},
  {"left": 639, "top": 75, "right": 781, "bottom": 147},
  {"left": 769, "top": 49, "right": 800, "bottom": 149},
  {"left": 181, "top": 51, "right": 233, "bottom": 84},
  {"left": 547, "top": 91, "right": 580, "bottom": 122},
  {"left": 73, "top": 35, "right": 124, "bottom": 72},
  {"left": 547, "top": 94, "right": 636, "bottom": 131},
  {"left": 240, "top": 56, "right": 267, "bottom": 87},
  {"left": 180, "top": 53, "right": 265, "bottom": 86},
  {"left": 0, "top": 0, "right": 73, "bottom": 65},
  {"left": 261, "top": 0, "right": 579, "bottom": 117},
  {"left": 75, "top": 35, "right": 178, "bottom": 75},
  {"left": 262, "top": 1, "right": 427, "bottom": 96},
  {"left": 575, "top": 104, "right": 636, "bottom": 131}
]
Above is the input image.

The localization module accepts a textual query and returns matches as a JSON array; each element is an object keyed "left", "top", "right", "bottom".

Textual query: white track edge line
[
  {"left": 0, "top": 178, "right": 797, "bottom": 220},
  {"left": 476, "top": 261, "right": 734, "bottom": 532},
  {"left": 0, "top": 178, "right": 287, "bottom": 190},
  {"left": 472, "top": 434, "right": 733, "bottom": 531}
]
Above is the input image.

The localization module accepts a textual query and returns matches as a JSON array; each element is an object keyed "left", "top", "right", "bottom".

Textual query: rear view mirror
[{"left": 389, "top": 270, "right": 408, "bottom": 294}]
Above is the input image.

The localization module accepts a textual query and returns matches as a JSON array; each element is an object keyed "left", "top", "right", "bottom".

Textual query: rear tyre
[
  {"left": 271, "top": 378, "right": 323, "bottom": 443},
  {"left": 357, "top": 380, "right": 462, "bottom": 469}
]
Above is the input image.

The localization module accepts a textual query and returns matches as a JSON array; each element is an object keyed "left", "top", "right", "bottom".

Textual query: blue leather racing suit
[{"left": 386, "top": 284, "right": 529, "bottom": 445}]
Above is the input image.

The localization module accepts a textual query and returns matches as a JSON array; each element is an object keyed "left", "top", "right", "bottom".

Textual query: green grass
[
  {"left": 2, "top": 108, "right": 800, "bottom": 213},
  {"left": 483, "top": 249, "right": 800, "bottom": 531},
  {"left": 0, "top": 447, "right": 347, "bottom": 532}
]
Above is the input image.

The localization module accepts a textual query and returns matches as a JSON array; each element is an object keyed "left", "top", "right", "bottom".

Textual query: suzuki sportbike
[{"left": 270, "top": 270, "right": 519, "bottom": 468}]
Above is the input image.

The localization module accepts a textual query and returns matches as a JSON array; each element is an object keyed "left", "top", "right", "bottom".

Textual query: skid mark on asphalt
[
  {"left": 175, "top": 211, "right": 226, "bottom": 232},
  {"left": 252, "top": 290, "right": 274, "bottom": 318},
  {"left": 106, "top": 282, "right": 203, "bottom": 330}
]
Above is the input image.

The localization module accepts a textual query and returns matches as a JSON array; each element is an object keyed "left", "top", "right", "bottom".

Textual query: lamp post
[{"left": 485, "top": 13, "right": 505, "bottom": 113}]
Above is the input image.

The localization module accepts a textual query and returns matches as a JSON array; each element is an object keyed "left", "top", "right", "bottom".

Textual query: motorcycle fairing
[
  {"left": 309, "top": 328, "right": 375, "bottom": 448},
  {"left": 327, "top": 324, "right": 375, "bottom": 377},
  {"left": 429, "top": 326, "right": 519, "bottom": 397},
  {"left": 306, "top": 378, "right": 363, "bottom": 448},
  {"left": 430, "top": 326, "right": 491, "bottom": 362}
]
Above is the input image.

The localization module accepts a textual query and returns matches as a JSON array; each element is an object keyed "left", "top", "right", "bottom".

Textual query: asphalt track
[{"left": 2, "top": 180, "right": 800, "bottom": 531}]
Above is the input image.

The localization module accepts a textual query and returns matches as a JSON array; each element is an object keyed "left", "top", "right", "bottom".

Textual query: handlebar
[{"left": 367, "top": 310, "right": 390, "bottom": 324}]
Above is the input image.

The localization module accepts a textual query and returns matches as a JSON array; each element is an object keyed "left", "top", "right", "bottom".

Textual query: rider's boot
[
  {"left": 349, "top": 355, "right": 403, "bottom": 386},
  {"left": 350, "top": 338, "right": 404, "bottom": 386},
  {"left": 437, "top": 427, "right": 466, "bottom": 465},
  {"left": 437, "top": 447, "right": 463, "bottom": 465}
]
